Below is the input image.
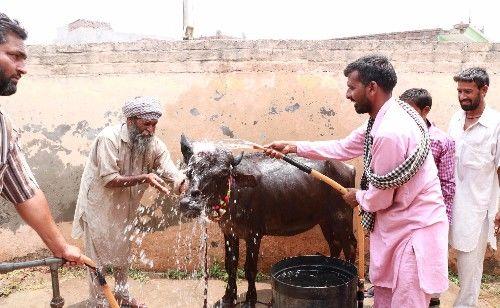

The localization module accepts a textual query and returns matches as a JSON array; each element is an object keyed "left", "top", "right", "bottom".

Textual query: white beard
[{"left": 128, "top": 123, "right": 153, "bottom": 155}]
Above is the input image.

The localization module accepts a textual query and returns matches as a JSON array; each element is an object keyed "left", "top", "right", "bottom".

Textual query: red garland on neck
[{"left": 209, "top": 176, "right": 232, "bottom": 221}]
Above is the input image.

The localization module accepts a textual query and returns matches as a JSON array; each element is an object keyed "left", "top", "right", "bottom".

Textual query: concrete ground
[{"left": 0, "top": 268, "right": 498, "bottom": 308}]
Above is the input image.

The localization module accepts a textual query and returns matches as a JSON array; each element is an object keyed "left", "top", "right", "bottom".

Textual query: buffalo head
[{"left": 179, "top": 134, "right": 259, "bottom": 220}]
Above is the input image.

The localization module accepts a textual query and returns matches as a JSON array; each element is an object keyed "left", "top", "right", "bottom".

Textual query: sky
[{"left": 2, "top": 0, "right": 499, "bottom": 44}]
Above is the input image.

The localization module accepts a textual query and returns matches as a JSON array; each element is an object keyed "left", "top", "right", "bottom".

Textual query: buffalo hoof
[
  {"left": 214, "top": 297, "right": 236, "bottom": 308},
  {"left": 241, "top": 301, "right": 256, "bottom": 308}
]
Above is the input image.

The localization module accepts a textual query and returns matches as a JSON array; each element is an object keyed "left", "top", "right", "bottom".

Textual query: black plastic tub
[{"left": 270, "top": 255, "right": 358, "bottom": 308}]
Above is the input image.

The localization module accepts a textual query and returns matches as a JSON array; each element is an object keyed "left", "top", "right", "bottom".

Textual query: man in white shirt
[{"left": 448, "top": 67, "right": 499, "bottom": 308}]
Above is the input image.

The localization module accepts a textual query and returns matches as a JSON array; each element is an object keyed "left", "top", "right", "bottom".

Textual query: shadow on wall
[
  {"left": 0, "top": 110, "right": 185, "bottom": 232},
  {"left": 0, "top": 151, "right": 185, "bottom": 233},
  {"left": 0, "top": 141, "right": 84, "bottom": 231}
]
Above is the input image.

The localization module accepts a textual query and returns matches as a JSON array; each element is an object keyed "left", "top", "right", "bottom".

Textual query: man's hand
[
  {"left": 342, "top": 188, "right": 359, "bottom": 209},
  {"left": 16, "top": 190, "right": 84, "bottom": 266},
  {"left": 263, "top": 141, "right": 297, "bottom": 158},
  {"left": 59, "top": 244, "right": 83, "bottom": 266},
  {"left": 495, "top": 212, "right": 500, "bottom": 236},
  {"left": 143, "top": 173, "right": 170, "bottom": 194}
]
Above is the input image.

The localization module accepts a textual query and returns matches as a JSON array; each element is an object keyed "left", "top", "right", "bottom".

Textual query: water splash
[
  {"left": 163, "top": 208, "right": 213, "bottom": 306},
  {"left": 171, "top": 138, "right": 274, "bottom": 305},
  {"left": 200, "top": 213, "right": 209, "bottom": 308},
  {"left": 216, "top": 138, "right": 260, "bottom": 150},
  {"left": 96, "top": 141, "right": 234, "bottom": 307},
  {"left": 192, "top": 138, "right": 262, "bottom": 153}
]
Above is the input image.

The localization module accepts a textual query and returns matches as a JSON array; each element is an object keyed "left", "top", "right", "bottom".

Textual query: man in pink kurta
[
  {"left": 401, "top": 88, "right": 455, "bottom": 307},
  {"left": 400, "top": 88, "right": 455, "bottom": 226},
  {"left": 266, "top": 55, "right": 448, "bottom": 307}
]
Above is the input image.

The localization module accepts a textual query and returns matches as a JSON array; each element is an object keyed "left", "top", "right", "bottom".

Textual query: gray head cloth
[{"left": 122, "top": 96, "right": 163, "bottom": 120}]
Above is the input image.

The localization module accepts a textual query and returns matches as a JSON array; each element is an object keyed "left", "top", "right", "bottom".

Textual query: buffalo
[{"left": 179, "top": 135, "right": 356, "bottom": 307}]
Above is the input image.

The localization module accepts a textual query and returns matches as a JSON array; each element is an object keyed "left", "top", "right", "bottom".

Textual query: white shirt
[{"left": 448, "top": 106, "right": 500, "bottom": 251}]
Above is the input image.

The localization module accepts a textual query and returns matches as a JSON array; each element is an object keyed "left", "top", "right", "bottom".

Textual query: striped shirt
[
  {"left": 428, "top": 120, "right": 456, "bottom": 224},
  {"left": 0, "top": 111, "right": 39, "bottom": 205}
]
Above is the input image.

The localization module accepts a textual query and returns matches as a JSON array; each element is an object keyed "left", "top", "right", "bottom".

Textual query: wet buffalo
[{"left": 179, "top": 135, "right": 356, "bottom": 307}]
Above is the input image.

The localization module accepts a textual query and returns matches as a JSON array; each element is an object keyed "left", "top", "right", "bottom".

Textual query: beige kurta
[{"left": 72, "top": 123, "right": 184, "bottom": 265}]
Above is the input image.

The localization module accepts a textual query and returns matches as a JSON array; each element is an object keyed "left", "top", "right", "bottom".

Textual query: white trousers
[
  {"left": 453, "top": 218, "right": 489, "bottom": 308},
  {"left": 84, "top": 222, "right": 131, "bottom": 307}
]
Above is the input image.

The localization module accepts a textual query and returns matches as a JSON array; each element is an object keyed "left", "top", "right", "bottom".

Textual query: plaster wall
[{"left": 0, "top": 39, "right": 498, "bottom": 273}]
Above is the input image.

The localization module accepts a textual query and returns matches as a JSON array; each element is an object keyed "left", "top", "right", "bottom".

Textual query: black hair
[
  {"left": 0, "top": 13, "right": 27, "bottom": 43},
  {"left": 453, "top": 67, "right": 489, "bottom": 89},
  {"left": 399, "top": 88, "right": 432, "bottom": 110},
  {"left": 344, "top": 54, "right": 397, "bottom": 93}
]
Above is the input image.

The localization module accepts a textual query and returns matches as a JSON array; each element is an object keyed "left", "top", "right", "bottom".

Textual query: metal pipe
[
  {"left": 0, "top": 257, "right": 64, "bottom": 274},
  {"left": 49, "top": 263, "right": 64, "bottom": 308},
  {"left": 0, "top": 257, "right": 65, "bottom": 307},
  {"left": 183, "top": 0, "right": 194, "bottom": 39},
  {"left": 183, "top": 0, "right": 190, "bottom": 33}
]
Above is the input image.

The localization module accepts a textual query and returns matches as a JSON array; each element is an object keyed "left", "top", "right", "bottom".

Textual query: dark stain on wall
[
  {"left": 190, "top": 108, "right": 200, "bottom": 116},
  {"left": 72, "top": 120, "right": 103, "bottom": 140},
  {"left": 79, "top": 149, "right": 90, "bottom": 157},
  {"left": 0, "top": 140, "right": 83, "bottom": 230},
  {"left": 285, "top": 103, "right": 300, "bottom": 112},
  {"left": 269, "top": 107, "right": 279, "bottom": 115},
  {"left": 320, "top": 107, "right": 335, "bottom": 117},
  {"left": 28, "top": 150, "right": 83, "bottom": 222},
  {"left": 22, "top": 124, "right": 72, "bottom": 142},
  {"left": 220, "top": 125, "right": 234, "bottom": 138},
  {"left": 22, "top": 124, "right": 43, "bottom": 133},
  {"left": 42, "top": 124, "right": 72, "bottom": 142},
  {"left": 213, "top": 90, "right": 225, "bottom": 101},
  {"left": 104, "top": 111, "right": 120, "bottom": 118},
  {"left": 24, "top": 139, "right": 72, "bottom": 155},
  {"left": 0, "top": 118, "right": 114, "bottom": 230}
]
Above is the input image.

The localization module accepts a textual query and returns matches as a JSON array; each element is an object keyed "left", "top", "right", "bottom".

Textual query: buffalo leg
[
  {"left": 340, "top": 227, "right": 357, "bottom": 263},
  {"left": 222, "top": 233, "right": 239, "bottom": 306},
  {"left": 319, "top": 220, "right": 342, "bottom": 258},
  {"left": 243, "top": 234, "right": 261, "bottom": 307}
]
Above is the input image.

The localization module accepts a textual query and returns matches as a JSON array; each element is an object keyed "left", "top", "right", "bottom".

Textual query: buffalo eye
[{"left": 191, "top": 189, "right": 201, "bottom": 198}]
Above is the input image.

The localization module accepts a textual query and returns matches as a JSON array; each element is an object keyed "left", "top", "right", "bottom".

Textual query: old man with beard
[{"left": 72, "top": 96, "right": 187, "bottom": 308}]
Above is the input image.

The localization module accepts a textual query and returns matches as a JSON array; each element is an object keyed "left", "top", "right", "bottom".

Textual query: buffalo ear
[{"left": 180, "top": 134, "right": 194, "bottom": 164}]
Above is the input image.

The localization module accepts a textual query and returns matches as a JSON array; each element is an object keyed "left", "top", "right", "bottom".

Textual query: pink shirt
[{"left": 297, "top": 98, "right": 449, "bottom": 294}]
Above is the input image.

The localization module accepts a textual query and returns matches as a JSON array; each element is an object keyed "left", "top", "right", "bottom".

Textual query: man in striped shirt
[
  {"left": 401, "top": 88, "right": 455, "bottom": 307},
  {"left": 0, "top": 13, "right": 82, "bottom": 264}
]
